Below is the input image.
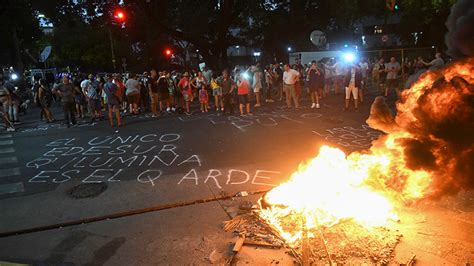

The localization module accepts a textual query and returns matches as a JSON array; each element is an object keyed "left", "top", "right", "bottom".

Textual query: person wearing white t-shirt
[
  {"left": 384, "top": 57, "right": 400, "bottom": 97},
  {"left": 343, "top": 65, "right": 361, "bottom": 111},
  {"left": 282, "top": 64, "right": 300, "bottom": 108}
]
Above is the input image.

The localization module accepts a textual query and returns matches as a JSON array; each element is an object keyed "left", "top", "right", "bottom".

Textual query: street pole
[{"left": 108, "top": 28, "right": 117, "bottom": 71}]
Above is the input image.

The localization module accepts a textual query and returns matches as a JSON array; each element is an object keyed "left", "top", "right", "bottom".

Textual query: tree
[
  {"left": 0, "top": 0, "right": 41, "bottom": 70},
  {"left": 398, "top": 0, "right": 456, "bottom": 49}
]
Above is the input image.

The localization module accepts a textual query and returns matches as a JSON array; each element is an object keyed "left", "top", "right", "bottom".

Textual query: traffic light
[
  {"left": 165, "top": 49, "right": 172, "bottom": 56},
  {"left": 386, "top": 0, "right": 397, "bottom": 10},
  {"left": 114, "top": 9, "right": 126, "bottom": 23}
]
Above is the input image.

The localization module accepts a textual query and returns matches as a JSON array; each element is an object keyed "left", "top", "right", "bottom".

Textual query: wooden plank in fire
[{"left": 251, "top": 211, "right": 303, "bottom": 264}]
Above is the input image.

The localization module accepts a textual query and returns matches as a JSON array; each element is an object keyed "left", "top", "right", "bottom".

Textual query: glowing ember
[{"left": 258, "top": 58, "right": 474, "bottom": 246}]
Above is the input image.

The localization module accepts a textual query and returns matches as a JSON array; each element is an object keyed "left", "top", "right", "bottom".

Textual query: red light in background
[
  {"left": 114, "top": 9, "right": 126, "bottom": 22},
  {"left": 165, "top": 49, "right": 172, "bottom": 56}
]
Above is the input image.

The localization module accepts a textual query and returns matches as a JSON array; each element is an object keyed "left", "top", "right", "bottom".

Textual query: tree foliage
[{"left": 1, "top": 0, "right": 457, "bottom": 71}]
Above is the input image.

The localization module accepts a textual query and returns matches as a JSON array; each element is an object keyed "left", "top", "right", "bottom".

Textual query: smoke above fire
[
  {"left": 445, "top": 0, "right": 474, "bottom": 58},
  {"left": 366, "top": 58, "right": 474, "bottom": 199}
]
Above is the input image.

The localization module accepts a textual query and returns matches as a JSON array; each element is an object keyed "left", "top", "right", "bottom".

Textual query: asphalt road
[{"left": 1, "top": 87, "right": 472, "bottom": 265}]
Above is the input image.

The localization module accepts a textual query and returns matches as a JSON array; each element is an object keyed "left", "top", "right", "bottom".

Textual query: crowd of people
[{"left": 0, "top": 53, "right": 444, "bottom": 131}]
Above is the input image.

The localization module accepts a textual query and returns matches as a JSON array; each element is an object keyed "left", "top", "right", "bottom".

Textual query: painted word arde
[{"left": 25, "top": 133, "right": 280, "bottom": 188}]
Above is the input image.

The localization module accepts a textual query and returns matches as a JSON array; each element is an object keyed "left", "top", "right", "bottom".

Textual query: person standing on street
[
  {"left": 377, "top": 58, "right": 387, "bottom": 94},
  {"left": 81, "top": 74, "right": 102, "bottom": 122},
  {"left": 384, "top": 57, "right": 400, "bottom": 97},
  {"left": 282, "top": 64, "right": 300, "bottom": 109},
  {"left": 237, "top": 74, "right": 252, "bottom": 116},
  {"left": 343, "top": 64, "right": 362, "bottom": 111},
  {"left": 220, "top": 70, "right": 236, "bottom": 115},
  {"left": 178, "top": 72, "right": 193, "bottom": 115},
  {"left": 252, "top": 63, "right": 263, "bottom": 107},
  {"left": 307, "top": 61, "right": 324, "bottom": 109},
  {"left": 157, "top": 71, "right": 171, "bottom": 113},
  {"left": 210, "top": 74, "right": 223, "bottom": 111},
  {"left": 264, "top": 66, "right": 274, "bottom": 103},
  {"left": 103, "top": 75, "right": 123, "bottom": 127},
  {"left": 359, "top": 58, "right": 369, "bottom": 103},
  {"left": 125, "top": 73, "right": 141, "bottom": 115},
  {"left": 273, "top": 63, "right": 283, "bottom": 101},
  {"left": 37, "top": 79, "right": 55, "bottom": 123},
  {"left": 148, "top": 69, "right": 160, "bottom": 117},
  {"left": 53, "top": 76, "right": 78, "bottom": 127},
  {"left": 0, "top": 76, "right": 15, "bottom": 132},
  {"left": 73, "top": 77, "right": 85, "bottom": 119}
]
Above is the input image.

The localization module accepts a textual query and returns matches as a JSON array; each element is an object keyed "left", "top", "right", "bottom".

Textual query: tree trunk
[{"left": 12, "top": 27, "right": 24, "bottom": 71}]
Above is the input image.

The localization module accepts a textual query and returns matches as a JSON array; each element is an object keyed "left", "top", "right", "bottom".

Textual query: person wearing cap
[
  {"left": 103, "top": 75, "right": 123, "bottom": 126},
  {"left": 178, "top": 72, "right": 193, "bottom": 114}
]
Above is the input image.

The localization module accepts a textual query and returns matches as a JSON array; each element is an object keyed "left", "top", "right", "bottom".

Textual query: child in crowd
[
  {"left": 237, "top": 75, "right": 252, "bottom": 116},
  {"left": 199, "top": 85, "right": 209, "bottom": 112}
]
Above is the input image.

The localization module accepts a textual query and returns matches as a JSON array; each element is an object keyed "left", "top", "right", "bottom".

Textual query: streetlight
[{"left": 287, "top": 47, "right": 292, "bottom": 52}]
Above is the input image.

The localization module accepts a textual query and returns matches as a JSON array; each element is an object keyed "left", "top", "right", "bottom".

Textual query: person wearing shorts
[
  {"left": 307, "top": 62, "right": 324, "bottom": 109},
  {"left": 125, "top": 73, "right": 141, "bottom": 114},
  {"left": 237, "top": 75, "right": 251, "bottom": 116},
  {"left": 343, "top": 65, "right": 361, "bottom": 111},
  {"left": 178, "top": 72, "right": 193, "bottom": 114},
  {"left": 81, "top": 74, "right": 102, "bottom": 122},
  {"left": 210, "top": 74, "right": 223, "bottom": 111},
  {"left": 103, "top": 75, "right": 123, "bottom": 127}
]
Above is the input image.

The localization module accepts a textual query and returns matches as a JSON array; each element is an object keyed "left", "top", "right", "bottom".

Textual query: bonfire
[{"left": 244, "top": 58, "right": 473, "bottom": 264}]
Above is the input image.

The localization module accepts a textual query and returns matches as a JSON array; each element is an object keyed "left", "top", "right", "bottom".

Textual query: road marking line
[
  {"left": 0, "top": 140, "right": 13, "bottom": 145},
  {"left": 0, "top": 157, "right": 18, "bottom": 164},
  {"left": 0, "top": 134, "right": 12, "bottom": 139},
  {"left": 0, "top": 147, "right": 15, "bottom": 154},
  {"left": 0, "top": 182, "right": 24, "bottom": 195},
  {"left": 0, "top": 168, "right": 20, "bottom": 178}
]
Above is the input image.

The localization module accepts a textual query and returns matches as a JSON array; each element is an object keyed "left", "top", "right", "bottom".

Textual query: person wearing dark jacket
[{"left": 343, "top": 64, "right": 362, "bottom": 111}]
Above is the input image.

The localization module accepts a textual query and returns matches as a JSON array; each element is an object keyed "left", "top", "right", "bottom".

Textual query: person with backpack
[
  {"left": 103, "top": 75, "right": 123, "bottom": 127},
  {"left": 36, "top": 79, "right": 55, "bottom": 123}
]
